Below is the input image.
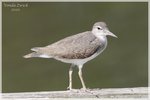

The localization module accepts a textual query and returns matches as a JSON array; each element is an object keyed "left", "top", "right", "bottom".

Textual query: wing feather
[{"left": 34, "top": 31, "right": 102, "bottom": 59}]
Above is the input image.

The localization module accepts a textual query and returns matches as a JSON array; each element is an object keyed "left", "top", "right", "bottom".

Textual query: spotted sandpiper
[{"left": 24, "top": 22, "right": 117, "bottom": 90}]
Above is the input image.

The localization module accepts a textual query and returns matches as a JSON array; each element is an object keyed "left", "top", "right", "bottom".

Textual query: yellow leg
[
  {"left": 67, "top": 64, "right": 74, "bottom": 90},
  {"left": 78, "top": 65, "right": 86, "bottom": 89}
]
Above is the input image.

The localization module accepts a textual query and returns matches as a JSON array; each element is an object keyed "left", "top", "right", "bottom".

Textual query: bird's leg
[
  {"left": 67, "top": 64, "right": 74, "bottom": 90},
  {"left": 78, "top": 65, "right": 86, "bottom": 89}
]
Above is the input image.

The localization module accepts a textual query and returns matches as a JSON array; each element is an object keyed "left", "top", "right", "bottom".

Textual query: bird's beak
[{"left": 105, "top": 30, "right": 118, "bottom": 38}]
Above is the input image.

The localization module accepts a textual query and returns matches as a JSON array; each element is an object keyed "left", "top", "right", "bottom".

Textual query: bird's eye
[{"left": 97, "top": 27, "right": 102, "bottom": 30}]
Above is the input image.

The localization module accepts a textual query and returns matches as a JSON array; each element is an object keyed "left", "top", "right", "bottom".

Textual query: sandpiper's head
[{"left": 92, "top": 22, "right": 117, "bottom": 38}]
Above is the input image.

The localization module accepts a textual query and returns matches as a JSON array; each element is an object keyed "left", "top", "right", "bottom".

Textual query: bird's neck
[
  {"left": 92, "top": 32, "right": 107, "bottom": 42},
  {"left": 99, "top": 35, "right": 107, "bottom": 43}
]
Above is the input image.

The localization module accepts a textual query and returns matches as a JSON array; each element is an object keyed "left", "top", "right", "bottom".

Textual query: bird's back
[{"left": 32, "top": 31, "right": 106, "bottom": 59}]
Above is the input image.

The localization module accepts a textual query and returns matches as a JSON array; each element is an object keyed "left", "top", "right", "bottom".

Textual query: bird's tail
[
  {"left": 23, "top": 52, "right": 52, "bottom": 58},
  {"left": 23, "top": 52, "right": 40, "bottom": 58},
  {"left": 24, "top": 47, "right": 52, "bottom": 58}
]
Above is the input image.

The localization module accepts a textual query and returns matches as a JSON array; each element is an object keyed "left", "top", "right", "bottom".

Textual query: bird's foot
[
  {"left": 81, "top": 87, "right": 86, "bottom": 90},
  {"left": 67, "top": 88, "right": 80, "bottom": 93},
  {"left": 67, "top": 86, "right": 76, "bottom": 91},
  {"left": 67, "top": 87, "right": 83, "bottom": 92},
  {"left": 80, "top": 87, "right": 91, "bottom": 92},
  {"left": 67, "top": 86, "right": 71, "bottom": 90}
]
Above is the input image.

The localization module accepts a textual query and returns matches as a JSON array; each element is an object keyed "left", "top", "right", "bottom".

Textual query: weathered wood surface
[{"left": 2, "top": 87, "right": 148, "bottom": 99}]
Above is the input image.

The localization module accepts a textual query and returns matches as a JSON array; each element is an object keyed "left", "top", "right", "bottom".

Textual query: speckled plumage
[{"left": 31, "top": 31, "right": 105, "bottom": 59}]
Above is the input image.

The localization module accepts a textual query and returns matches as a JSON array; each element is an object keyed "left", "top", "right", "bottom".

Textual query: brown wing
[{"left": 33, "top": 31, "right": 102, "bottom": 59}]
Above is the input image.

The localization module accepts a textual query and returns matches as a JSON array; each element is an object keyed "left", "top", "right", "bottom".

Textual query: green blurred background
[{"left": 2, "top": 2, "right": 148, "bottom": 93}]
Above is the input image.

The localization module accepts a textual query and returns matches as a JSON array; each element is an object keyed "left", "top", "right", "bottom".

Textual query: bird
[{"left": 23, "top": 22, "right": 117, "bottom": 90}]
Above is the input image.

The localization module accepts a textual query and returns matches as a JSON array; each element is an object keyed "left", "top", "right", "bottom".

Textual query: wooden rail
[{"left": 2, "top": 87, "right": 148, "bottom": 99}]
